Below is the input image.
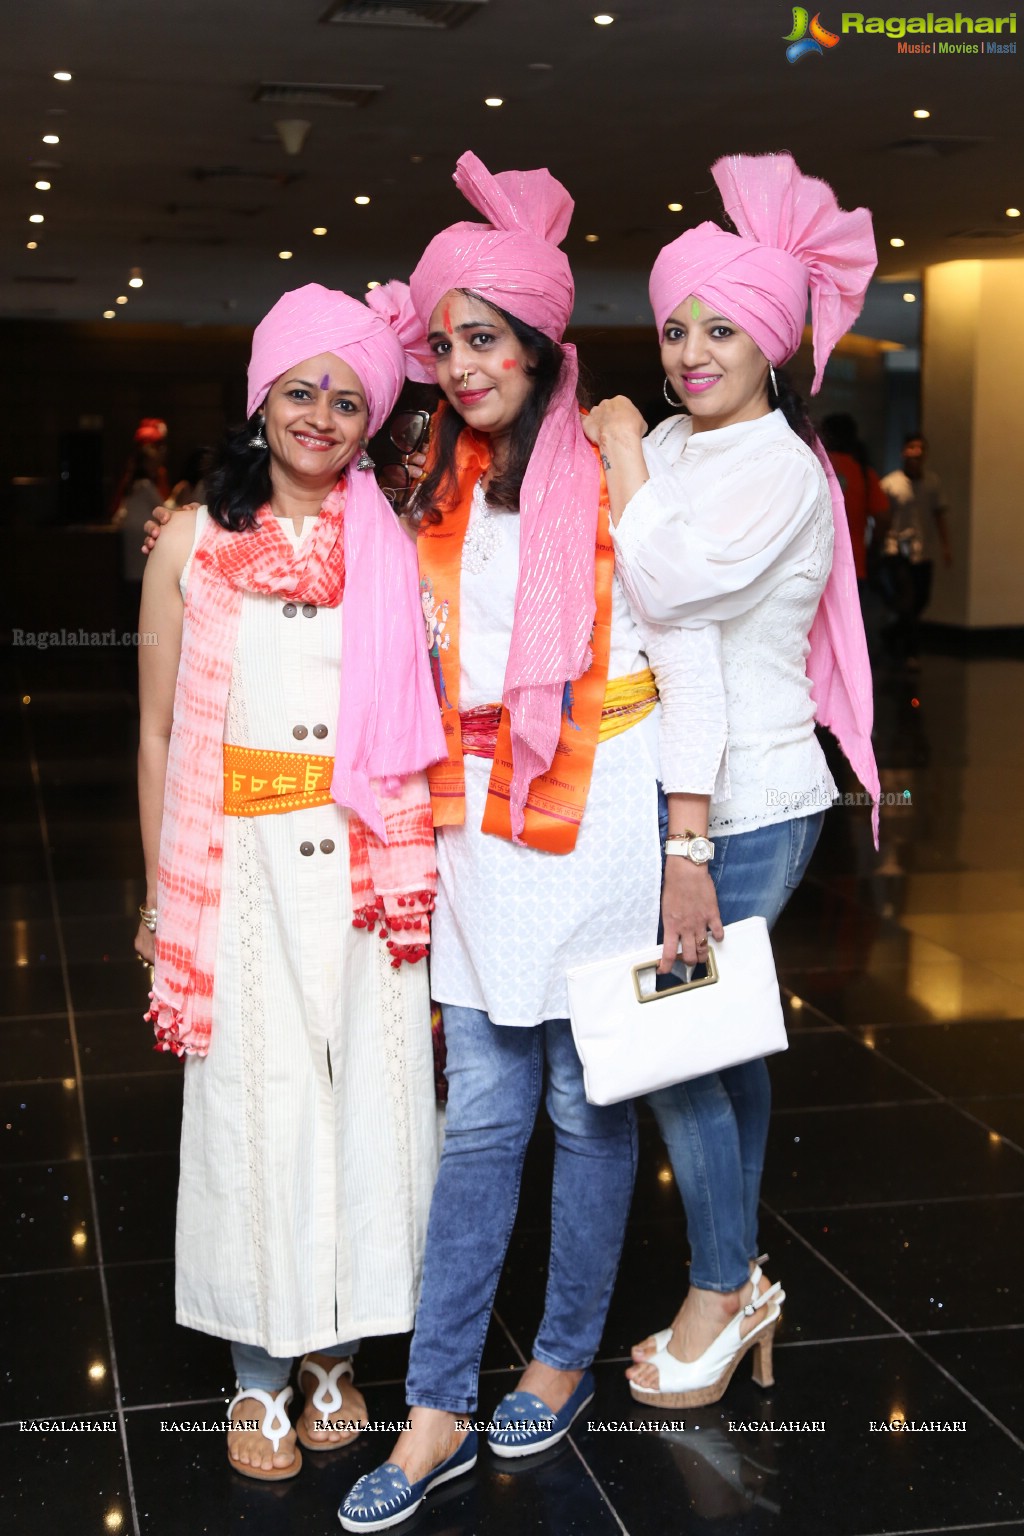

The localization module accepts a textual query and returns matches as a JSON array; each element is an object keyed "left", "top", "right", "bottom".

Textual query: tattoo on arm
[{"left": 600, "top": 453, "right": 612, "bottom": 472}]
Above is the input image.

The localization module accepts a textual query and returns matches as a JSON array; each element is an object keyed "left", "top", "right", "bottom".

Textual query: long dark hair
[
  {"left": 204, "top": 416, "right": 273, "bottom": 533},
  {"left": 772, "top": 369, "right": 816, "bottom": 449},
  {"left": 414, "top": 292, "right": 578, "bottom": 525}
]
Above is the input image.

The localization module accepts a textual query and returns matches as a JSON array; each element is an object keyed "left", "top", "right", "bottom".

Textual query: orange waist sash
[{"left": 223, "top": 743, "right": 334, "bottom": 817}]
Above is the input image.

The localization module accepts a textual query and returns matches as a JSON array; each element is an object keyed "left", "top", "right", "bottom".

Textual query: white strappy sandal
[
  {"left": 629, "top": 1278, "right": 785, "bottom": 1408},
  {"left": 226, "top": 1383, "right": 302, "bottom": 1481},
  {"left": 296, "top": 1354, "right": 365, "bottom": 1451},
  {"left": 634, "top": 1258, "right": 775, "bottom": 1359}
]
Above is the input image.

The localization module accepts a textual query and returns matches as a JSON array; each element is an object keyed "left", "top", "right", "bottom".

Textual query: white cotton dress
[{"left": 173, "top": 508, "right": 438, "bottom": 1359}]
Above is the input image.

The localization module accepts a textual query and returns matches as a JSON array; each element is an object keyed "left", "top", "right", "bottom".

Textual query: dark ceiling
[{"left": 4, "top": 0, "right": 1022, "bottom": 348}]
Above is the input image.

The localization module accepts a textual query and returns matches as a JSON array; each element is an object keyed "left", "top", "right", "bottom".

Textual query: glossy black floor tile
[
  {"left": 770, "top": 1028, "right": 930, "bottom": 1111},
  {"left": 762, "top": 1102, "right": 1024, "bottom": 1211},
  {"left": 76, "top": 1011, "right": 177, "bottom": 1076},
  {"left": 84, "top": 1074, "right": 184, "bottom": 1158},
  {"left": 784, "top": 1196, "right": 1024, "bottom": 1333},
  {"left": 0, "top": 1079, "right": 84, "bottom": 1164},
  {"left": 66, "top": 958, "right": 154, "bottom": 1013},
  {"left": 953, "top": 1095, "right": 1024, "bottom": 1152},
  {"left": 922, "top": 1328, "right": 1024, "bottom": 1444},
  {"left": 0, "top": 1420, "right": 129, "bottom": 1535},
  {"left": 1, "top": 1157, "right": 94, "bottom": 1273},
  {"left": 105, "top": 1260, "right": 232, "bottom": 1408},
  {"left": 860, "top": 1022, "right": 1024, "bottom": 1098},
  {"left": 53, "top": 877, "right": 143, "bottom": 920},
  {"left": 2, "top": 1267, "right": 116, "bottom": 1420},
  {"left": 0, "top": 962, "right": 68, "bottom": 1018},
  {"left": 93, "top": 1153, "right": 178, "bottom": 1264},
  {"left": 0, "top": 1015, "right": 73, "bottom": 1082}
]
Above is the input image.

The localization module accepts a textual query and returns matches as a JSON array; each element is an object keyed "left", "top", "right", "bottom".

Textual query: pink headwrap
[
  {"left": 650, "top": 154, "right": 881, "bottom": 842},
  {"left": 380, "top": 151, "right": 600, "bottom": 840},
  {"left": 246, "top": 283, "right": 446, "bottom": 835}
]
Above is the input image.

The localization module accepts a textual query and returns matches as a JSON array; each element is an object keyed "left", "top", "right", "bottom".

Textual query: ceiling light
[
  {"left": 103, "top": 310, "right": 116, "bottom": 318},
  {"left": 1007, "top": 207, "right": 1022, "bottom": 218},
  {"left": 903, "top": 293, "right": 916, "bottom": 302},
  {"left": 53, "top": 70, "right": 73, "bottom": 82},
  {"left": 278, "top": 250, "right": 293, "bottom": 260},
  {"left": 890, "top": 237, "right": 905, "bottom": 247},
  {"left": 667, "top": 202, "right": 683, "bottom": 212},
  {"left": 312, "top": 226, "right": 327, "bottom": 236},
  {"left": 584, "top": 233, "right": 599, "bottom": 243},
  {"left": 35, "top": 180, "right": 51, "bottom": 191},
  {"left": 354, "top": 195, "right": 371, "bottom": 205},
  {"left": 484, "top": 97, "right": 503, "bottom": 107},
  {"left": 593, "top": 13, "right": 615, "bottom": 23},
  {"left": 42, "top": 133, "right": 60, "bottom": 144},
  {"left": 26, "top": 240, "right": 38, "bottom": 250},
  {"left": 116, "top": 295, "right": 128, "bottom": 304},
  {"left": 29, "top": 213, "right": 45, "bottom": 224},
  {"left": 366, "top": 281, "right": 381, "bottom": 289},
  {"left": 913, "top": 108, "right": 930, "bottom": 119}
]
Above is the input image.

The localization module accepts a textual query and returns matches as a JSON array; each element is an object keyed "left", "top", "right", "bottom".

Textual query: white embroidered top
[{"left": 611, "top": 410, "right": 838, "bottom": 835}]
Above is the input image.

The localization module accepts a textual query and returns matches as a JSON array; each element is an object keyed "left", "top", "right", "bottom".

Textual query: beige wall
[{"left": 923, "top": 260, "right": 1024, "bottom": 628}]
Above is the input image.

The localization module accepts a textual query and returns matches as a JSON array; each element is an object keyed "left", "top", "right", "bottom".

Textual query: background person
[{"left": 879, "top": 433, "right": 952, "bottom": 670}]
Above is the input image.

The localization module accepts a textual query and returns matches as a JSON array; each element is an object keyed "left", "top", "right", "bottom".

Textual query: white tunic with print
[{"left": 174, "top": 508, "right": 438, "bottom": 1357}]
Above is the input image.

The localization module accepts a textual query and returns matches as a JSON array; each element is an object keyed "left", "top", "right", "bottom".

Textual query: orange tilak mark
[{"left": 442, "top": 303, "right": 453, "bottom": 334}]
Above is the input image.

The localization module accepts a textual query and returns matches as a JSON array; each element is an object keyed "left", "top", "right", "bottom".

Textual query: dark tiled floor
[{"left": 2, "top": 642, "right": 1023, "bottom": 1536}]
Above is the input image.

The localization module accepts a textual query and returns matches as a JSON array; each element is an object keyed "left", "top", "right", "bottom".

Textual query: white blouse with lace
[{"left": 610, "top": 409, "right": 837, "bottom": 836}]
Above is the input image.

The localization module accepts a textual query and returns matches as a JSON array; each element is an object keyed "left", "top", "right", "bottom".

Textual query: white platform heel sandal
[{"left": 630, "top": 1278, "right": 786, "bottom": 1408}]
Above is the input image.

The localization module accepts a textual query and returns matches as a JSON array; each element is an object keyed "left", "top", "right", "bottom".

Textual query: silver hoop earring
[
  {"left": 249, "top": 418, "right": 267, "bottom": 450},
  {"left": 769, "top": 363, "right": 779, "bottom": 399},
  {"left": 356, "top": 448, "right": 374, "bottom": 471},
  {"left": 663, "top": 376, "right": 685, "bottom": 409}
]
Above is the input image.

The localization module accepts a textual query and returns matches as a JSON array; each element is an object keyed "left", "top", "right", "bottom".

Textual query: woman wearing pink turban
[
  {"left": 339, "top": 154, "right": 725, "bottom": 1531},
  {"left": 135, "top": 285, "right": 445, "bottom": 1480},
  {"left": 583, "top": 153, "right": 880, "bottom": 1408}
]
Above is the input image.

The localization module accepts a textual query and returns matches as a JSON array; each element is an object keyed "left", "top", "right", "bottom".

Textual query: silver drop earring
[
  {"left": 356, "top": 446, "right": 375, "bottom": 471},
  {"left": 769, "top": 363, "right": 779, "bottom": 399},
  {"left": 663, "top": 376, "right": 685, "bottom": 409},
  {"left": 249, "top": 418, "right": 267, "bottom": 450}
]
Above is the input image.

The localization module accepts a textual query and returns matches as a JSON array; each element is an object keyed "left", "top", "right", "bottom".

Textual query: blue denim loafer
[
  {"left": 338, "top": 1432, "right": 477, "bottom": 1531},
  {"left": 487, "top": 1370, "right": 595, "bottom": 1459}
]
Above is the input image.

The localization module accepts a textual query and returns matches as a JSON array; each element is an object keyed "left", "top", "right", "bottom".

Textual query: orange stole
[
  {"left": 417, "top": 429, "right": 614, "bottom": 855},
  {"left": 222, "top": 744, "right": 335, "bottom": 816}
]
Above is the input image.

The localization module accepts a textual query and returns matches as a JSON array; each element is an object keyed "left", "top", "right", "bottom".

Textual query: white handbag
[{"left": 566, "top": 916, "right": 787, "bottom": 1106}]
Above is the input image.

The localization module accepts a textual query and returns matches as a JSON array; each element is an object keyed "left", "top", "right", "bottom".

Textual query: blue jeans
[
  {"left": 405, "top": 1006, "right": 638, "bottom": 1414},
  {"left": 231, "top": 1338, "right": 360, "bottom": 1393},
  {"left": 648, "top": 811, "right": 825, "bottom": 1293}
]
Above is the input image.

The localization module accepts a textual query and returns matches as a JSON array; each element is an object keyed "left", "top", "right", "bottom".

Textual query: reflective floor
[{"left": 2, "top": 642, "right": 1023, "bottom": 1536}]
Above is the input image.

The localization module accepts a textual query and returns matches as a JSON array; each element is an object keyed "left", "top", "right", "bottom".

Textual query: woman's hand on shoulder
[
  {"left": 583, "top": 396, "right": 647, "bottom": 448},
  {"left": 142, "top": 502, "right": 198, "bottom": 555}
]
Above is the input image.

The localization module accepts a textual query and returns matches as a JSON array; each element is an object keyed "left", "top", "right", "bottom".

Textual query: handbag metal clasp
[{"left": 632, "top": 947, "right": 719, "bottom": 1004}]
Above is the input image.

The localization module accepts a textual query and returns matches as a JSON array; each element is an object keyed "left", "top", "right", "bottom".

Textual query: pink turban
[
  {"left": 247, "top": 282, "right": 406, "bottom": 435},
  {"left": 244, "top": 283, "right": 445, "bottom": 837},
  {"left": 380, "top": 151, "right": 601, "bottom": 842},
  {"left": 650, "top": 154, "right": 881, "bottom": 841},
  {"left": 649, "top": 153, "right": 876, "bottom": 395}
]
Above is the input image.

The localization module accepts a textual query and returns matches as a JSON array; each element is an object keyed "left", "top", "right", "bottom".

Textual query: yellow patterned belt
[
  {"left": 460, "top": 668, "right": 657, "bottom": 759},
  {"left": 223, "top": 744, "right": 335, "bottom": 817}
]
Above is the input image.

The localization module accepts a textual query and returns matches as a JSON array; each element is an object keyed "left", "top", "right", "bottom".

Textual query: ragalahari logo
[{"left": 784, "top": 7, "right": 842, "bottom": 60}]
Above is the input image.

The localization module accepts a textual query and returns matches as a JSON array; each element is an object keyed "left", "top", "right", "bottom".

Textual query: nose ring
[{"left": 461, "top": 370, "right": 470, "bottom": 388}]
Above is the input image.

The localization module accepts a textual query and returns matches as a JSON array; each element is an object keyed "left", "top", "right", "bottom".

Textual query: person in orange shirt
[{"left": 820, "top": 413, "right": 889, "bottom": 586}]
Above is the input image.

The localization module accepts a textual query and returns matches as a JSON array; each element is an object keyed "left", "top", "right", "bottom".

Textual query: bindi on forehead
[
  {"left": 691, "top": 299, "right": 702, "bottom": 320},
  {"left": 319, "top": 373, "right": 331, "bottom": 390},
  {"left": 442, "top": 303, "right": 453, "bottom": 335}
]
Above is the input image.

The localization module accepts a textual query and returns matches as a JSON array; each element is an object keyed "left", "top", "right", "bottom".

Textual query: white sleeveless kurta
[{"left": 174, "top": 509, "right": 438, "bottom": 1358}]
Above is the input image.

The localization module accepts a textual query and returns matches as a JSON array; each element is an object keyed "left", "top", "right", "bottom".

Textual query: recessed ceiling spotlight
[
  {"left": 902, "top": 292, "right": 917, "bottom": 302},
  {"left": 103, "top": 310, "right": 116, "bottom": 319},
  {"left": 410, "top": 154, "right": 424, "bottom": 164},
  {"left": 29, "top": 213, "right": 45, "bottom": 224},
  {"left": 667, "top": 202, "right": 684, "bottom": 212},
  {"left": 26, "top": 240, "right": 38, "bottom": 250},
  {"left": 527, "top": 61, "right": 554, "bottom": 70},
  {"left": 1007, "top": 207, "right": 1022, "bottom": 218},
  {"left": 913, "top": 108, "right": 930, "bottom": 119},
  {"left": 312, "top": 226, "right": 328, "bottom": 236},
  {"left": 890, "top": 237, "right": 905, "bottom": 247},
  {"left": 53, "top": 70, "right": 72, "bottom": 82},
  {"left": 593, "top": 13, "right": 615, "bottom": 24},
  {"left": 42, "top": 133, "right": 60, "bottom": 144},
  {"left": 484, "top": 97, "right": 503, "bottom": 107},
  {"left": 366, "top": 280, "right": 382, "bottom": 289},
  {"left": 35, "top": 180, "right": 51, "bottom": 191},
  {"left": 128, "top": 267, "right": 144, "bottom": 287},
  {"left": 584, "top": 233, "right": 600, "bottom": 243},
  {"left": 354, "top": 195, "right": 371, "bottom": 205},
  {"left": 116, "top": 295, "right": 128, "bottom": 304},
  {"left": 278, "top": 250, "right": 293, "bottom": 260}
]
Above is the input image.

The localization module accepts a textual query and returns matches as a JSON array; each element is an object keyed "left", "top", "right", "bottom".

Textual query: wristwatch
[{"left": 665, "top": 832, "right": 715, "bottom": 865}]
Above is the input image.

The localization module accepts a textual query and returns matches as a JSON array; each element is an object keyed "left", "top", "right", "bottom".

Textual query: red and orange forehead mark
[
  {"left": 442, "top": 303, "right": 453, "bottom": 335},
  {"left": 319, "top": 373, "right": 331, "bottom": 390},
  {"left": 501, "top": 357, "right": 517, "bottom": 370}
]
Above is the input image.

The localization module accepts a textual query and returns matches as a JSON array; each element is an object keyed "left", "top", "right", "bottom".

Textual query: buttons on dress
[
  {"left": 320, "top": 839, "right": 335, "bottom": 855},
  {"left": 312, "top": 724, "right": 329, "bottom": 740},
  {"left": 292, "top": 724, "right": 308, "bottom": 741},
  {"left": 301, "top": 604, "right": 317, "bottom": 618},
  {"left": 282, "top": 602, "right": 298, "bottom": 618},
  {"left": 299, "top": 841, "right": 315, "bottom": 857}
]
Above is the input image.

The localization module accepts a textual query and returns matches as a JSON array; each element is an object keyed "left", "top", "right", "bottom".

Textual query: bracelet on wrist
[{"left": 138, "top": 904, "right": 157, "bottom": 932}]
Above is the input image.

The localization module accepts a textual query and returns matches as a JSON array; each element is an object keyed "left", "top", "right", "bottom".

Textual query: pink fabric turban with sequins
[{"left": 247, "top": 283, "right": 407, "bottom": 434}]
